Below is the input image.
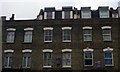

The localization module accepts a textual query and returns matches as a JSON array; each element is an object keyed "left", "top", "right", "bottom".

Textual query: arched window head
[
  {"left": 24, "top": 28, "right": 34, "bottom": 31},
  {"left": 6, "top": 28, "right": 16, "bottom": 31},
  {"left": 103, "top": 47, "right": 113, "bottom": 52},
  {"left": 62, "top": 27, "right": 72, "bottom": 30},
  {"left": 43, "top": 27, "right": 53, "bottom": 30},
  {"left": 43, "top": 49, "right": 53, "bottom": 52},
  {"left": 83, "top": 26, "right": 92, "bottom": 29},
  {"left": 101, "top": 26, "right": 111, "bottom": 29},
  {"left": 62, "top": 49, "right": 72, "bottom": 52},
  {"left": 4, "top": 49, "right": 14, "bottom": 53},
  {"left": 83, "top": 47, "right": 94, "bottom": 52},
  {"left": 22, "top": 49, "right": 32, "bottom": 53}
]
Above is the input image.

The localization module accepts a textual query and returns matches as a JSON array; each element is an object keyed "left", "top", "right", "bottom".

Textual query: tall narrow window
[
  {"left": 43, "top": 49, "right": 53, "bottom": 68},
  {"left": 4, "top": 50, "right": 14, "bottom": 68},
  {"left": 103, "top": 47, "right": 113, "bottom": 66},
  {"left": 24, "top": 28, "right": 33, "bottom": 43},
  {"left": 43, "top": 27, "right": 53, "bottom": 42},
  {"left": 6, "top": 28, "right": 16, "bottom": 43},
  {"left": 83, "top": 47, "right": 93, "bottom": 66},
  {"left": 102, "top": 26, "right": 111, "bottom": 41},
  {"left": 62, "top": 49, "right": 72, "bottom": 68},
  {"left": 83, "top": 26, "right": 92, "bottom": 41},
  {"left": 62, "top": 27, "right": 72, "bottom": 42},
  {"left": 22, "top": 49, "right": 32, "bottom": 68}
]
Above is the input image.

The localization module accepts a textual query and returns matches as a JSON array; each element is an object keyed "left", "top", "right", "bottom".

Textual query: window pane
[
  {"left": 85, "top": 52, "right": 92, "bottom": 58},
  {"left": 104, "top": 52, "right": 113, "bottom": 65},
  {"left": 105, "top": 59, "right": 112, "bottom": 65},
  {"left": 44, "top": 52, "right": 52, "bottom": 66},
  {"left": 84, "top": 30, "right": 92, "bottom": 34},
  {"left": 84, "top": 35, "right": 92, "bottom": 41},
  {"left": 62, "top": 52, "right": 71, "bottom": 66},
  {"left": 44, "top": 30, "right": 53, "bottom": 42},
  {"left": 85, "top": 59, "right": 92, "bottom": 65},
  {"left": 103, "top": 35, "right": 111, "bottom": 41},
  {"left": 24, "top": 31, "right": 32, "bottom": 42},
  {"left": 83, "top": 30, "right": 92, "bottom": 41},
  {"left": 6, "top": 32, "right": 15, "bottom": 43},
  {"left": 103, "top": 30, "right": 110, "bottom": 34},
  {"left": 100, "top": 11, "right": 109, "bottom": 18},
  {"left": 4, "top": 53, "right": 12, "bottom": 68},
  {"left": 22, "top": 53, "right": 31, "bottom": 68},
  {"left": 64, "top": 11, "right": 70, "bottom": 19},
  {"left": 104, "top": 52, "right": 112, "bottom": 58},
  {"left": 63, "top": 30, "right": 71, "bottom": 41},
  {"left": 84, "top": 52, "right": 93, "bottom": 65},
  {"left": 47, "top": 12, "right": 52, "bottom": 19},
  {"left": 82, "top": 11, "right": 91, "bottom": 18},
  {"left": 103, "top": 29, "right": 111, "bottom": 41}
]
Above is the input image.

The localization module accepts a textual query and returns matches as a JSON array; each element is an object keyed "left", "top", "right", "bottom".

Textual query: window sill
[
  {"left": 103, "top": 40, "right": 112, "bottom": 42},
  {"left": 22, "top": 67, "right": 31, "bottom": 68},
  {"left": 105, "top": 65, "right": 114, "bottom": 67},
  {"left": 84, "top": 40, "right": 92, "bottom": 42},
  {"left": 23, "top": 42, "right": 32, "bottom": 44},
  {"left": 43, "top": 66, "right": 52, "bottom": 68},
  {"left": 44, "top": 41, "right": 52, "bottom": 43},
  {"left": 62, "top": 40, "right": 71, "bottom": 42},
  {"left": 62, "top": 66, "right": 71, "bottom": 68},
  {"left": 6, "top": 42, "right": 14, "bottom": 44},
  {"left": 4, "top": 67, "right": 11, "bottom": 68},
  {"left": 84, "top": 65, "right": 93, "bottom": 66}
]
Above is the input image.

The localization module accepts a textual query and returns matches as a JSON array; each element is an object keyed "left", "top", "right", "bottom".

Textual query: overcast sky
[{"left": 0, "top": 0, "right": 120, "bottom": 20}]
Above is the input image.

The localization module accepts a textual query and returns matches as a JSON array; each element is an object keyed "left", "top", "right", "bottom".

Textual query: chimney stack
[
  {"left": 1, "top": 16, "right": 6, "bottom": 21},
  {"left": 10, "top": 14, "right": 15, "bottom": 20}
]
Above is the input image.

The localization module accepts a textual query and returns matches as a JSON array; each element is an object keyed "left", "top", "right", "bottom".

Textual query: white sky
[{"left": 0, "top": 0, "right": 120, "bottom": 20}]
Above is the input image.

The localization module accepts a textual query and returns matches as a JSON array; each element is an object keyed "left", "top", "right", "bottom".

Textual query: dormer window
[
  {"left": 44, "top": 7, "right": 55, "bottom": 19},
  {"left": 81, "top": 7, "right": 91, "bottom": 19},
  {"left": 62, "top": 7, "right": 73, "bottom": 19},
  {"left": 62, "top": 11, "right": 73, "bottom": 19},
  {"left": 112, "top": 13, "right": 118, "bottom": 18},
  {"left": 99, "top": 7, "right": 109, "bottom": 18},
  {"left": 44, "top": 12, "right": 55, "bottom": 19}
]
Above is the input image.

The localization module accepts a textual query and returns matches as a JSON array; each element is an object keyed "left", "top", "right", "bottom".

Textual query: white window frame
[
  {"left": 99, "top": 10, "right": 109, "bottom": 18},
  {"left": 62, "top": 49, "right": 72, "bottom": 68},
  {"left": 103, "top": 47, "right": 114, "bottom": 66},
  {"left": 62, "top": 27, "right": 72, "bottom": 42},
  {"left": 24, "top": 28, "right": 33, "bottom": 43},
  {"left": 43, "top": 49, "right": 53, "bottom": 68},
  {"left": 4, "top": 50, "right": 14, "bottom": 68},
  {"left": 43, "top": 27, "right": 53, "bottom": 42},
  {"left": 6, "top": 28, "right": 16, "bottom": 43},
  {"left": 81, "top": 11, "right": 91, "bottom": 19},
  {"left": 83, "top": 26, "right": 92, "bottom": 41},
  {"left": 22, "top": 52, "right": 31, "bottom": 68},
  {"left": 83, "top": 47, "right": 94, "bottom": 66},
  {"left": 101, "top": 26, "right": 111, "bottom": 41}
]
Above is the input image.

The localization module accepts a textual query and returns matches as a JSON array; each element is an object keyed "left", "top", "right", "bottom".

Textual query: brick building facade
[{"left": 2, "top": 6, "right": 120, "bottom": 72}]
